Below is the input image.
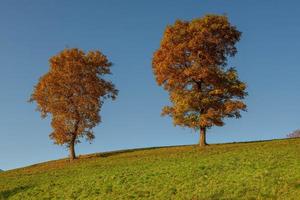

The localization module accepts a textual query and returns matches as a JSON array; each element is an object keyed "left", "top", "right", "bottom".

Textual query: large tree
[
  {"left": 30, "top": 48, "right": 118, "bottom": 160},
  {"left": 152, "top": 15, "right": 247, "bottom": 147}
]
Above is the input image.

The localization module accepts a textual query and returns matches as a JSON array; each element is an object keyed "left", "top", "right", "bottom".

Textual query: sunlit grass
[{"left": 1, "top": 138, "right": 299, "bottom": 199}]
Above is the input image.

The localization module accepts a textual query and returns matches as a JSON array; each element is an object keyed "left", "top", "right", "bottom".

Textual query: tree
[
  {"left": 152, "top": 15, "right": 247, "bottom": 147},
  {"left": 287, "top": 129, "right": 300, "bottom": 138},
  {"left": 30, "top": 48, "right": 118, "bottom": 160}
]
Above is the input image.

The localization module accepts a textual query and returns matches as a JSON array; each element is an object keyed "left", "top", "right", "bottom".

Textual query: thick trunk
[
  {"left": 199, "top": 127, "right": 207, "bottom": 147},
  {"left": 69, "top": 134, "right": 76, "bottom": 161}
]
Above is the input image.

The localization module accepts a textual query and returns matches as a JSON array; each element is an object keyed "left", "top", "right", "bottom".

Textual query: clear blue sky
[{"left": 0, "top": 0, "right": 299, "bottom": 170}]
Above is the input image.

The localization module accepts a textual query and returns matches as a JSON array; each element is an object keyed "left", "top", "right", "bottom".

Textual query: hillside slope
[{"left": 1, "top": 139, "right": 300, "bottom": 199}]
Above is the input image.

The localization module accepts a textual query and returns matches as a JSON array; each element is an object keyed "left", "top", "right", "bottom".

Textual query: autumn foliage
[
  {"left": 30, "top": 48, "right": 118, "bottom": 160},
  {"left": 287, "top": 129, "right": 300, "bottom": 138},
  {"left": 152, "top": 15, "right": 247, "bottom": 146}
]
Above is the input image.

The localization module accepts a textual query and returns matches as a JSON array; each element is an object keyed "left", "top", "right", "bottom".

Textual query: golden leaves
[{"left": 152, "top": 15, "right": 247, "bottom": 130}]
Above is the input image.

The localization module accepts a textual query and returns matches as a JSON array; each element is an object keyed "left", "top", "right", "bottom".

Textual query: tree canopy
[
  {"left": 30, "top": 48, "right": 118, "bottom": 160},
  {"left": 287, "top": 129, "right": 300, "bottom": 138},
  {"left": 152, "top": 15, "right": 247, "bottom": 146}
]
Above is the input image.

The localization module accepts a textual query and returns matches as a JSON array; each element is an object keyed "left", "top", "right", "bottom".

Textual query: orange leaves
[
  {"left": 30, "top": 48, "right": 118, "bottom": 146},
  {"left": 224, "top": 100, "right": 246, "bottom": 115},
  {"left": 152, "top": 15, "right": 247, "bottom": 131},
  {"left": 153, "top": 15, "right": 241, "bottom": 91}
]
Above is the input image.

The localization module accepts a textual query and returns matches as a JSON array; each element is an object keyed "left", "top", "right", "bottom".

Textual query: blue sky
[{"left": 0, "top": 0, "right": 299, "bottom": 170}]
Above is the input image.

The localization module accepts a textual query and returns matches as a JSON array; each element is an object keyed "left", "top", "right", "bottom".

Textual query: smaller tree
[
  {"left": 287, "top": 129, "right": 300, "bottom": 138},
  {"left": 30, "top": 48, "right": 118, "bottom": 160}
]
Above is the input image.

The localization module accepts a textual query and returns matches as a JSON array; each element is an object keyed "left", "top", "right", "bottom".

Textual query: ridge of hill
[{"left": 1, "top": 138, "right": 299, "bottom": 199}]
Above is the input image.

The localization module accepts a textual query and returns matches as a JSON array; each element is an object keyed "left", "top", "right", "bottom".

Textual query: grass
[{"left": 1, "top": 138, "right": 299, "bottom": 199}]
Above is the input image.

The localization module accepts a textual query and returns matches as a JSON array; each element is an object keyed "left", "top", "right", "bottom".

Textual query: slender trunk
[
  {"left": 69, "top": 134, "right": 76, "bottom": 161},
  {"left": 199, "top": 127, "right": 207, "bottom": 147},
  {"left": 195, "top": 80, "right": 207, "bottom": 147},
  {"left": 69, "top": 120, "right": 79, "bottom": 161}
]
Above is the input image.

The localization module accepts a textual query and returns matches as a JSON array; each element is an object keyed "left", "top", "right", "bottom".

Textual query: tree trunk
[
  {"left": 199, "top": 127, "right": 207, "bottom": 147},
  {"left": 69, "top": 134, "right": 76, "bottom": 161}
]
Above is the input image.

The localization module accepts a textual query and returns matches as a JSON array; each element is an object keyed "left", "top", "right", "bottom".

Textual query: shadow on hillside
[
  {"left": 84, "top": 145, "right": 191, "bottom": 158},
  {"left": 13, "top": 138, "right": 299, "bottom": 171},
  {"left": 0, "top": 185, "right": 32, "bottom": 199},
  {"left": 211, "top": 137, "right": 300, "bottom": 147},
  {"left": 81, "top": 138, "right": 299, "bottom": 159}
]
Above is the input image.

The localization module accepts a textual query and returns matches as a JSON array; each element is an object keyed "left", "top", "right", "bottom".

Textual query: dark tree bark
[
  {"left": 69, "top": 134, "right": 76, "bottom": 161},
  {"left": 199, "top": 127, "right": 207, "bottom": 147}
]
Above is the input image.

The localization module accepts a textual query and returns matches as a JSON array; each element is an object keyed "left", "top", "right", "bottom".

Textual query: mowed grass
[{"left": 1, "top": 139, "right": 300, "bottom": 200}]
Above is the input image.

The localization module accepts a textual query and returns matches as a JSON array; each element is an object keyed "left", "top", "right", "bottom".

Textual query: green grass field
[{"left": 1, "top": 138, "right": 299, "bottom": 200}]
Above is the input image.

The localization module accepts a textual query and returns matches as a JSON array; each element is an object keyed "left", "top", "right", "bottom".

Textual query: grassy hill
[{"left": 1, "top": 138, "right": 299, "bottom": 200}]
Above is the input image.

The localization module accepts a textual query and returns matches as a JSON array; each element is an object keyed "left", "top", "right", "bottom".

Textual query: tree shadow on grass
[
  {"left": 0, "top": 185, "right": 32, "bottom": 199},
  {"left": 295, "top": 182, "right": 300, "bottom": 189},
  {"left": 81, "top": 138, "right": 299, "bottom": 159},
  {"left": 93, "top": 145, "right": 191, "bottom": 158}
]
